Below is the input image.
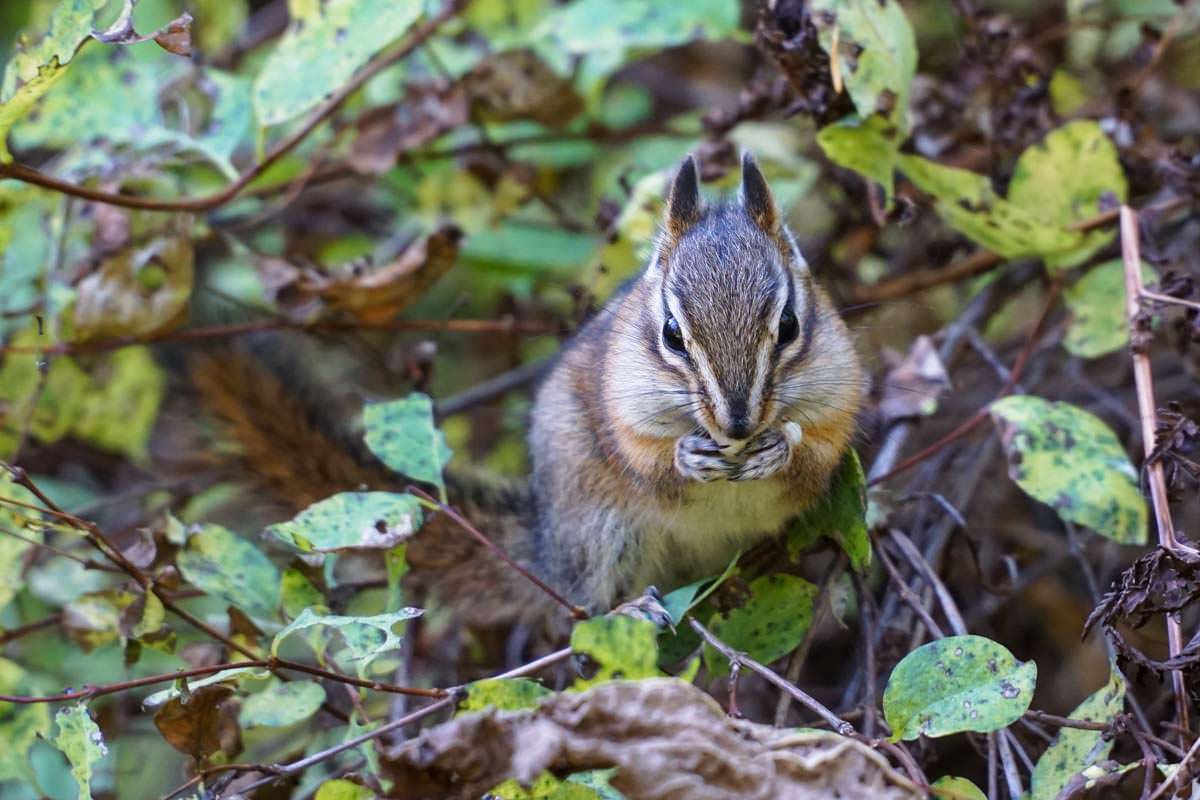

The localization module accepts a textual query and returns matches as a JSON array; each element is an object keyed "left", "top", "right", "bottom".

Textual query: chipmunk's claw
[{"left": 612, "top": 586, "right": 673, "bottom": 630}]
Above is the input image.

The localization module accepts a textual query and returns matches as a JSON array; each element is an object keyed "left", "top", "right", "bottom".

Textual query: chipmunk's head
[{"left": 634, "top": 152, "right": 861, "bottom": 451}]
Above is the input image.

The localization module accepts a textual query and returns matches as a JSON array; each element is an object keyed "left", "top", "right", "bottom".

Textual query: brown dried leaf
[
  {"left": 877, "top": 335, "right": 950, "bottom": 424},
  {"left": 152, "top": 684, "right": 240, "bottom": 760},
  {"left": 92, "top": 1, "right": 193, "bottom": 57},
  {"left": 382, "top": 678, "right": 922, "bottom": 800},
  {"left": 1085, "top": 545, "right": 1200, "bottom": 637},
  {"left": 73, "top": 224, "right": 194, "bottom": 342},
  {"left": 464, "top": 50, "right": 583, "bottom": 128},
  {"left": 258, "top": 225, "right": 462, "bottom": 323},
  {"left": 349, "top": 85, "right": 469, "bottom": 175}
]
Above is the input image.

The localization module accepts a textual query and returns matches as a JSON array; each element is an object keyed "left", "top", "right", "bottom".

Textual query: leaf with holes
[
  {"left": 703, "top": 574, "right": 817, "bottom": 678},
  {"left": 1030, "top": 667, "right": 1125, "bottom": 800},
  {"left": 1064, "top": 259, "right": 1155, "bottom": 358},
  {"left": 363, "top": 393, "right": 452, "bottom": 498},
  {"left": 271, "top": 606, "right": 422, "bottom": 674},
  {"left": 810, "top": 0, "right": 918, "bottom": 130},
  {"left": 1007, "top": 121, "right": 1127, "bottom": 272},
  {"left": 883, "top": 635, "right": 1036, "bottom": 741},
  {"left": 458, "top": 678, "right": 551, "bottom": 715},
  {"left": 238, "top": 679, "right": 326, "bottom": 728},
  {"left": 52, "top": 704, "right": 108, "bottom": 800},
  {"left": 176, "top": 523, "right": 281, "bottom": 620},
  {"left": 266, "top": 491, "right": 423, "bottom": 554},
  {"left": 990, "top": 396, "right": 1147, "bottom": 544},
  {"left": 570, "top": 616, "right": 662, "bottom": 690},
  {"left": 253, "top": 0, "right": 424, "bottom": 126}
]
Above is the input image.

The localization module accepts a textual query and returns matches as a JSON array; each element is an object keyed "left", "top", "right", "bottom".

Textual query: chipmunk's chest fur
[{"left": 629, "top": 478, "right": 797, "bottom": 592}]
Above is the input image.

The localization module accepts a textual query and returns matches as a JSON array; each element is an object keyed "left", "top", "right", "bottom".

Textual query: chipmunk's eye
[
  {"left": 777, "top": 306, "right": 799, "bottom": 348},
  {"left": 662, "top": 314, "right": 687, "bottom": 355}
]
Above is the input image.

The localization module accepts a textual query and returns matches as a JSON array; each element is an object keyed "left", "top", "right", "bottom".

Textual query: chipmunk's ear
[
  {"left": 665, "top": 154, "right": 701, "bottom": 238},
  {"left": 740, "top": 151, "right": 778, "bottom": 232}
]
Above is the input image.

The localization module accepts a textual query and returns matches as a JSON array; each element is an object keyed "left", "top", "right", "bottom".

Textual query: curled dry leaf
[
  {"left": 257, "top": 225, "right": 462, "bottom": 323},
  {"left": 877, "top": 334, "right": 950, "bottom": 424},
  {"left": 382, "top": 678, "right": 922, "bottom": 800},
  {"left": 1084, "top": 545, "right": 1200, "bottom": 637},
  {"left": 350, "top": 84, "right": 470, "bottom": 175},
  {"left": 464, "top": 49, "right": 584, "bottom": 128},
  {"left": 73, "top": 222, "right": 194, "bottom": 342},
  {"left": 152, "top": 683, "right": 241, "bottom": 760},
  {"left": 92, "top": 1, "right": 194, "bottom": 57}
]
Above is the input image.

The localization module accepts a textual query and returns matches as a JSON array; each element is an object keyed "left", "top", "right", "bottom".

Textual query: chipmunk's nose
[{"left": 725, "top": 398, "right": 753, "bottom": 441}]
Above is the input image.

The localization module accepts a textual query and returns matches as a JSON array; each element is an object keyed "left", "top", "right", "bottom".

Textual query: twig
[
  {"left": 0, "top": 613, "right": 61, "bottom": 645},
  {"left": 434, "top": 358, "right": 552, "bottom": 418},
  {"left": 1148, "top": 730, "right": 1200, "bottom": 800},
  {"left": 688, "top": 617, "right": 854, "bottom": 736},
  {"left": 869, "top": 276, "right": 1063, "bottom": 487},
  {"left": 0, "top": 661, "right": 270, "bottom": 704},
  {"left": 888, "top": 529, "right": 968, "bottom": 636},
  {"left": 1023, "top": 709, "right": 1110, "bottom": 732},
  {"left": 773, "top": 554, "right": 845, "bottom": 726},
  {"left": 1141, "top": 289, "right": 1200, "bottom": 313},
  {"left": 0, "top": 2, "right": 465, "bottom": 212},
  {"left": 1120, "top": 205, "right": 1192, "bottom": 737},
  {"left": 875, "top": 540, "right": 945, "bottom": 639},
  {"left": 853, "top": 196, "right": 1187, "bottom": 304},
  {"left": 408, "top": 485, "right": 589, "bottom": 621},
  {"left": 996, "top": 728, "right": 1024, "bottom": 798},
  {"left": 0, "top": 314, "right": 554, "bottom": 357}
]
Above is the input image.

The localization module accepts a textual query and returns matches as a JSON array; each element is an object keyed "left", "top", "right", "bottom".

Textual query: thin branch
[
  {"left": 0, "top": 2, "right": 465, "bottom": 212},
  {"left": 1023, "top": 709, "right": 1110, "bottom": 732},
  {"left": 853, "top": 196, "right": 1187, "bottom": 304},
  {"left": 0, "top": 661, "right": 270, "bottom": 704},
  {"left": 875, "top": 540, "right": 945, "bottom": 639},
  {"left": 1120, "top": 205, "right": 1192, "bottom": 737},
  {"left": 408, "top": 485, "right": 589, "bottom": 621},
  {"left": 689, "top": 617, "right": 854, "bottom": 736},
  {"left": 0, "top": 314, "right": 554, "bottom": 358}
]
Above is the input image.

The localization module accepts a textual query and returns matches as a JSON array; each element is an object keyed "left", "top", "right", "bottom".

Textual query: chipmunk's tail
[{"left": 187, "top": 347, "right": 552, "bottom": 629}]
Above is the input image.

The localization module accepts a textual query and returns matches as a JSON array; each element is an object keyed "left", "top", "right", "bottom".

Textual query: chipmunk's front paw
[
  {"left": 729, "top": 427, "right": 791, "bottom": 482},
  {"left": 675, "top": 433, "right": 735, "bottom": 482}
]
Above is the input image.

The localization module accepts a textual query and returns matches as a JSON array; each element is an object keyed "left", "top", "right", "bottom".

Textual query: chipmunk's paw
[
  {"left": 612, "top": 586, "right": 673, "bottom": 630},
  {"left": 675, "top": 433, "right": 736, "bottom": 482},
  {"left": 729, "top": 427, "right": 791, "bottom": 482}
]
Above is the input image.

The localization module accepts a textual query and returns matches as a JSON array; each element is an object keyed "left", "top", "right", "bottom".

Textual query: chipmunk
[{"left": 190, "top": 153, "right": 863, "bottom": 629}]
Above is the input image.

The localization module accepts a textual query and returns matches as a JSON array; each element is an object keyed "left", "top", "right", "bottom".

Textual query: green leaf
[
  {"left": 817, "top": 114, "right": 901, "bottom": 202},
  {"left": 0, "top": 187, "right": 53, "bottom": 339},
  {"left": 1007, "top": 121, "right": 1127, "bottom": 271},
  {"left": 363, "top": 393, "right": 452, "bottom": 498},
  {"left": 10, "top": 45, "right": 251, "bottom": 176},
  {"left": 1064, "top": 259, "right": 1155, "bottom": 358},
  {"left": 897, "top": 153, "right": 1082, "bottom": 260},
  {"left": 1030, "top": 667, "right": 1125, "bottom": 800},
  {"left": 271, "top": 606, "right": 422, "bottom": 672},
  {"left": 238, "top": 679, "right": 326, "bottom": 728},
  {"left": 490, "top": 772, "right": 604, "bottom": 800},
  {"left": 0, "top": 470, "right": 43, "bottom": 612},
  {"left": 0, "top": 0, "right": 107, "bottom": 161},
  {"left": 810, "top": 0, "right": 918, "bottom": 130},
  {"left": 71, "top": 346, "right": 166, "bottom": 460},
  {"left": 930, "top": 776, "right": 987, "bottom": 800},
  {"left": 253, "top": 0, "right": 424, "bottom": 127},
  {"left": 176, "top": 523, "right": 282, "bottom": 620},
  {"left": 989, "top": 396, "right": 1147, "bottom": 544},
  {"left": 0, "top": 658, "right": 52, "bottom": 785},
  {"left": 266, "top": 491, "right": 423, "bottom": 554},
  {"left": 281, "top": 567, "right": 327, "bottom": 619},
  {"left": 703, "top": 574, "right": 817, "bottom": 677},
  {"left": 314, "top": 778, "right": 376, "bottom": 800},
  {"left": 787, "top": 449, "right": 870, "bottom": 571},
  {"left": 142, "top": 666, "right": 270, "bottom": 708},
  {"left": 537, "top": 0, "right": 741, "bottom": 96},
  {"left": 52, "top": 704, "right": 107, "bottom": 800},
  {"left": 570, "top": 616, "right": 662, "bottom": 690},
  {"left": 458, "top": 678, "right": 551, "bottom": 714},
  {"left": 883, "top": 634, "right": 1037, "bottom": 742}
]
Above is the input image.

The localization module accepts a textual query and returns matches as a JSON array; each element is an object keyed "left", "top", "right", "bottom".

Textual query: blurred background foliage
[{"left": 1, "top": 0, "right": 1199, "bottom": 797}]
